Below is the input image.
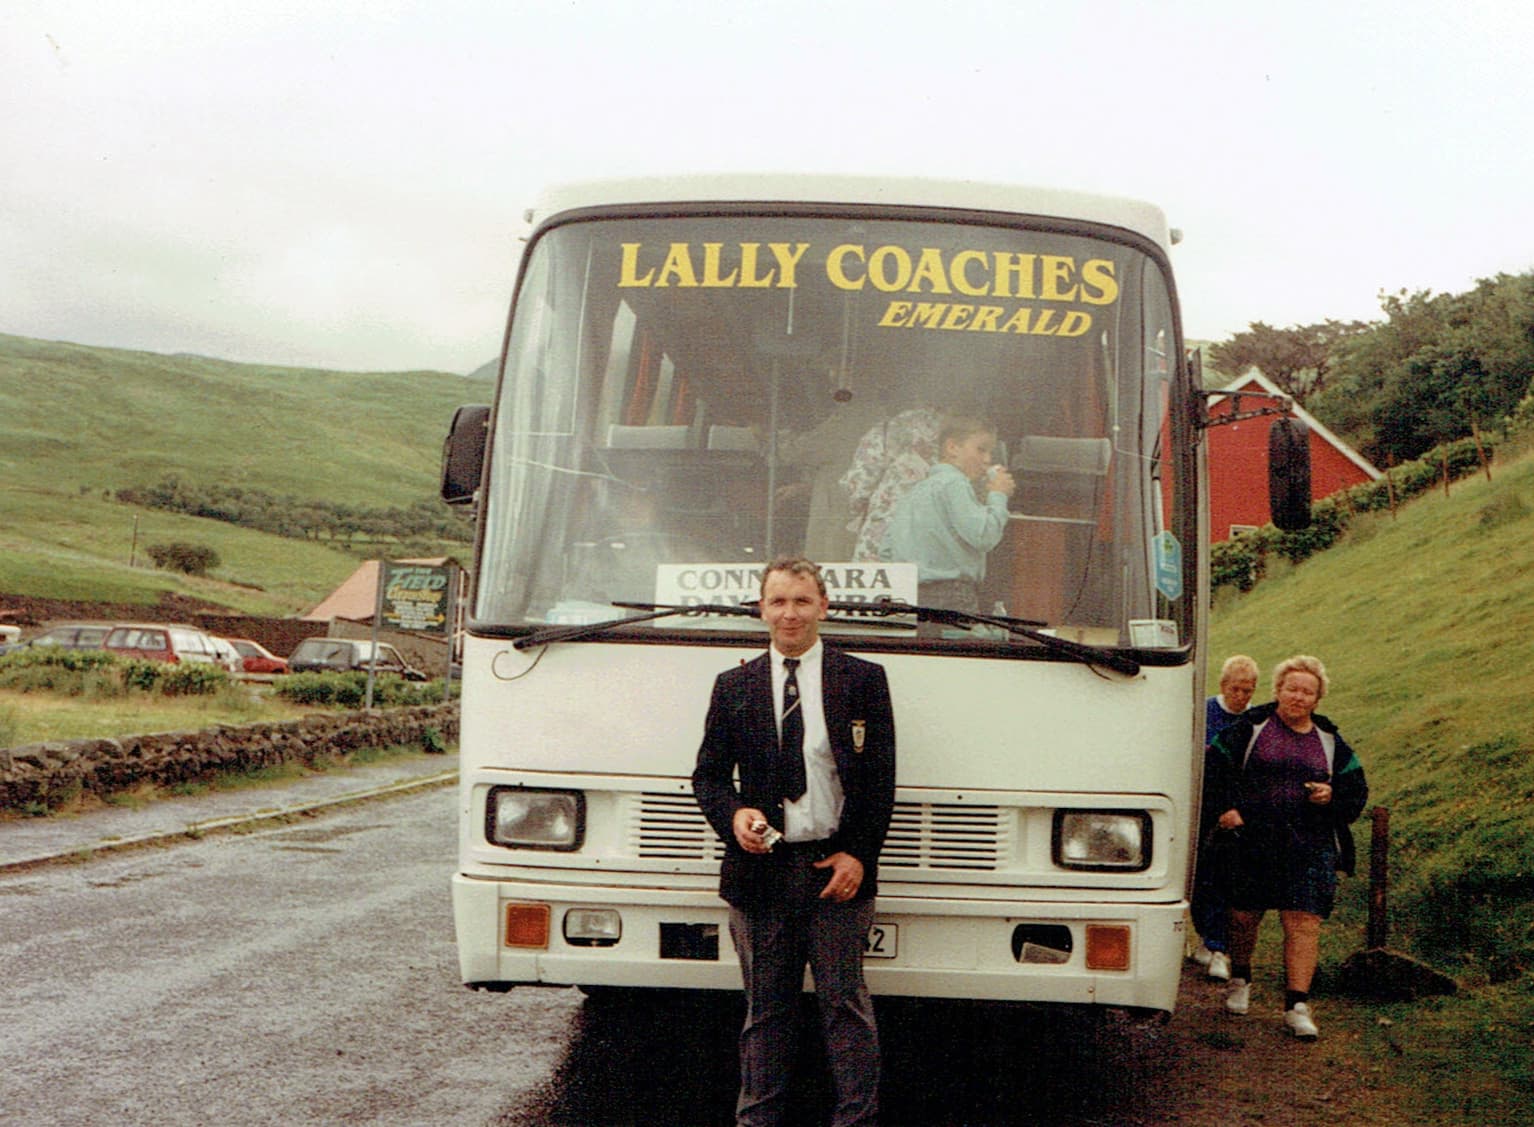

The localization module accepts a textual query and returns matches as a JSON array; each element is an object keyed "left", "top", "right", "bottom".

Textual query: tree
[
  {"left": 1309, "top": 289, "right": 1445, "bottom": 457},
  {"left": 1208, "top": 320, "right": 1367, "bottom": 405},
  {"left": 1356, "top": 276, "right": 1534, "bottom": 463}
]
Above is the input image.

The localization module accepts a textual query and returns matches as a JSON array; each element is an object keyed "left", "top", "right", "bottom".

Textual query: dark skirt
[{"left": 1223, "top": 825, "right": 1339, "bottom": 918}]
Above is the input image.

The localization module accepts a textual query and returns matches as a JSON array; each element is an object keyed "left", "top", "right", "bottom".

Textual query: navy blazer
[{"left": 692, "top": 648, "right": 897, "bottom": 910}]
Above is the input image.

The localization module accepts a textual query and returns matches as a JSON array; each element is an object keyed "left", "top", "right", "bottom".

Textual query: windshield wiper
[
  {"left": 825, "top": 598, "right": 1141, "bottom": 676},
  {"left": 516, "top": 598, "right": 923, "bottom": 650},
  {"left": 516, "top": 599, "right": 1140, "bottom": 675},
  {"left": 514, "top": 602, "right": 758, "bottom": 650}
]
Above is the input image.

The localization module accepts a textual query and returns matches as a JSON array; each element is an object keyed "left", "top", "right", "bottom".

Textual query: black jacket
[
  {"left": 1205, "top": 701, "right": 1369, "bottom": 874},
  {"left": 692, "top": 648, "right": 896, "bottom": 909}
]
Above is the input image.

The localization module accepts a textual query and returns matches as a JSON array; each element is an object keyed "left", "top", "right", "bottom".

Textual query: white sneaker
[
  {"left": 1191, "top": 943, "right": 1214, "bottom": 967},
  {"left": 1225, "top": 978, "right": 1250, "bottom": 1015},
  {"left": 1285, "top": 1002, "right": 1319, "bottom": 1040},
  {"left": 1207, "top": 952, "right": 1231, "bottom": 981}
]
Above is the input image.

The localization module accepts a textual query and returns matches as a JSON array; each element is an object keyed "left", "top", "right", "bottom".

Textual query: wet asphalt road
[
  {"left": 0, "top": 788, "right": 579, "bottom": 1125},
  {"left": 0, "top": 785, "right": 1171, "bottom": 1126}
]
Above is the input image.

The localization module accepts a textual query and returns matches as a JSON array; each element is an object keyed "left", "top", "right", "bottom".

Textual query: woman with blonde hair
[
  {"left": 1203, "top": 655, "right": 1368, "bottom": 1040},
  {"left": 1192, "top": 654, "right": 1260, "bottom": 980}
]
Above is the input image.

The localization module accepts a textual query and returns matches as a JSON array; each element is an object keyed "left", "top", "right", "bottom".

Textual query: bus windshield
[{"left": 476, "top": 209, "right": 1192, "bottom": 650}]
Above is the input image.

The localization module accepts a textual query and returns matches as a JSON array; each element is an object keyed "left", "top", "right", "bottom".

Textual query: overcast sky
[{"left": 6, "top": 0, "right": 1532, "bottom": 374}]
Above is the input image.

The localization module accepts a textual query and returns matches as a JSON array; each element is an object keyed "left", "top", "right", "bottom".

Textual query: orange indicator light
[
  {"left": 505, "top": 902, "right": 551, "bottom": 948},
  {"left": 1084, "top": 925, "right": 1131, "bottom": 971}
]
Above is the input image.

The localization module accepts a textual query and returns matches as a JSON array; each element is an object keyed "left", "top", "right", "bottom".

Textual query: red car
[
  {"left": 104, "top": 624, "right": 232, "bottom": 669},
  {"left": 227, "top": 638, "right": 289, "bottom": 675}
]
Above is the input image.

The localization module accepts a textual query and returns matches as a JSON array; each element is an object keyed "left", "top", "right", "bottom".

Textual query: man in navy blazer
[{"left": 693, "top": 557, "right": 896, "bottom": 1127}]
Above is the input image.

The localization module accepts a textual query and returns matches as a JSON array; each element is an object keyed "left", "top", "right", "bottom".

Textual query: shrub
[
  {"left": 0, "top": 647, "right": 118, "bottom": 674},
  {"left": 158, "top": 662, "right": 229, "bottom": 697},
  {"left": 0, "top": 648, "right": 122, "bottom": 695},
  {"left": 119, "top": 660, "right": 163, "bottom": 693},
  {"left": 272, "top": 671, "right": 442, "bottom": 710},
  {"left": 271, "top": 672, "right": 342, "bottom": 706},
  {"left": 0, "top": 650, "right": 232, "bottom": 709},
  {"left": 145, "top": 540, "right": 221, "bottom": 575},
  {"left": 1211, "top": 435, "right": 1498, "bottom": 594}
]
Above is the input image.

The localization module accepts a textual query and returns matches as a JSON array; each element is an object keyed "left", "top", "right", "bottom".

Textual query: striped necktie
[{"left": 781, "top": 657, "right": 806, "bottom": 801}]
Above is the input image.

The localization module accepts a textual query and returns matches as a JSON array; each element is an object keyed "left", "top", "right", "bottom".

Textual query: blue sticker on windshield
[{"left": 1153, "top": 531, "right": 1183, "bottom": 601}]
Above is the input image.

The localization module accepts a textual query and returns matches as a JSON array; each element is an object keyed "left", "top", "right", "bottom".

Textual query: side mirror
[
  {"left": 441, "top": 404, "right": 490, "bottom": 506},
  {"left": 1268, "top": 416, "right": 1312, "bottom": 531}
]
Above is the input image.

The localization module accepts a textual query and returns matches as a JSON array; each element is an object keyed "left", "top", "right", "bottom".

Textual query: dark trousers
[
  {"left": 1192, "top": 831, "right": 1232, "bottom": 951},
  {"left": 1191, "top": 853, "right": 1230, "bottom": 951},
  {"left": 728, "top": 851, "right": 880, "bottom": 1126}
]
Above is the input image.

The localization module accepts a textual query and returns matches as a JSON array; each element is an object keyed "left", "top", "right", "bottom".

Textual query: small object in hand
[{"left": 751, "top": 819, "right": 783, "bottom": 850}]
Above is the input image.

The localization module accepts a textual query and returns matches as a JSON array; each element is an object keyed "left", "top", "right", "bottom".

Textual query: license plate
[{"left": 863, "top": 922, "right": 898, "bottom": 959}]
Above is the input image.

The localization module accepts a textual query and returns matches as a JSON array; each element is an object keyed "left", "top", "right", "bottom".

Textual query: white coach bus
[{"left": 441, "top": 175, "right": 1308, "bottom": 1018}]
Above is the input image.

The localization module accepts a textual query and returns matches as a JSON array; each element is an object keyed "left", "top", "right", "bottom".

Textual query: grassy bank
[
  {"left": 1209, "top": 448, "right": 1534, "bottom": 981},
  {"left": 0, "top": 684, "right": 320, "bottom": 747},
  {"left": 1208, "top": 447, "right": 1534, "bottom": 1118}
]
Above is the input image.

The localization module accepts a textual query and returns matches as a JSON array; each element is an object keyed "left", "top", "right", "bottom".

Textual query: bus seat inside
[
  {"left": 606, "top": 424, "right": 692, "bottom": 449},
  {"left": 706, "top": 425, "right": 759, "bottom": 453},
  {"left": 1010, "top": 436, "right": 1112, "bottom": 524}
]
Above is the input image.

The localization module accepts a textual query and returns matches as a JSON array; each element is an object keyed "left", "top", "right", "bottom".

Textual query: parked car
[
  {"left": 102, "top": 623, "right": 232, "bottom": 668},
  {"left": 286, "top": 637, "right": 428, "bottom": 681},
  {"left": 208, "top": 635, "right": 245, "bottom": 675},
  {"left": 0, "top": 622, "right": 115, "bottom": 656},
  {"left": 227, "top": 638, "right": 289, "bottom": 675}
]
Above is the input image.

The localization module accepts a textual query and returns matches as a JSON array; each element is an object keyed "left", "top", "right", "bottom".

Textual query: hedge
[{"left": 1212, "top": 435, "right": 1494, "bottom": 594}]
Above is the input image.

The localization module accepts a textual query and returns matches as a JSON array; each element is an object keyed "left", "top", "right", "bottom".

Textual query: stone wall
[{"left": 0, "top": 704, "right": 458, "bottom": 812}]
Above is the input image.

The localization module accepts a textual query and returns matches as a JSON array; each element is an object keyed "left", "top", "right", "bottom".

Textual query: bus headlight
[
  {"left": 564, "top": 908, "right": 622, "bottom": 947},
  {"left": 486, "top": 787, "right": 584, "bottom": 851},
  {"left": 1053, "top": 809, "right": 1152, "bottom": 871}
]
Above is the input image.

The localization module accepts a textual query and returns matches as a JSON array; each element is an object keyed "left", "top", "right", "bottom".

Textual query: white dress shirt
[{"left": 771, "top": 640, "right": 843, "bottom": 842}]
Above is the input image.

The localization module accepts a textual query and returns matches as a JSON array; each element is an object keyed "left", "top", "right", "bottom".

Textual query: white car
[{"left": 209, "top": 636, "right": 245, "bottom": 675}]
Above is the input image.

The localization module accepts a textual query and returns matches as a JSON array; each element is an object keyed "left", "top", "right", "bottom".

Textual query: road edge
[{"left": 0, "top": 768, "right": 458, "bottom": 874}]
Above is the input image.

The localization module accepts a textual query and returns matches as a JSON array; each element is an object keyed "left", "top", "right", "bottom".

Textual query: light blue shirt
[{"left": 883, "top": 462, "right": 1010, "bottom": 582}]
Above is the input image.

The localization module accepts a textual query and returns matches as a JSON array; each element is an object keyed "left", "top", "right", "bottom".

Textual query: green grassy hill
[
  {"left": 1209, "top": 444, "right": 1534, "bottom": 988},
  {"left": 0, "top": 333, "right": 491, "bottom": 615}
]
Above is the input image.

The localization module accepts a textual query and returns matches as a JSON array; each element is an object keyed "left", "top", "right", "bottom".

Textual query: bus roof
[{"left": 526, "top": 174, "right": 1176, "bottom": 252}]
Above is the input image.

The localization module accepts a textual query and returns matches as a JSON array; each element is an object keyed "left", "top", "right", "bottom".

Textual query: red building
[{"left": 1206, "top": 372, "right": 1380, "bottom": 543}]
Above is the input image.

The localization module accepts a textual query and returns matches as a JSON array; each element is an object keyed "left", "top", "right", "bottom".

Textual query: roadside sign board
[{"left": 380, "top": 561, "right": 454, "bottom": 635}]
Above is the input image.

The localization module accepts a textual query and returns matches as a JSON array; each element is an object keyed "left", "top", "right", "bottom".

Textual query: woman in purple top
[{"left": 1204, "top": 655, "right": 1369, "bottom": 1041}]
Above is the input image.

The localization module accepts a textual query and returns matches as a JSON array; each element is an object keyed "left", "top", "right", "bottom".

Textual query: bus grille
[
  {"left": 882, "top": 803, "right": 1002, "bottom": 870},
  {"left": 632, "top": 793, "right": 728, "bottom": 860},
  {"left": 632, "top": 795, "right": 1002, "bottom": 871}
]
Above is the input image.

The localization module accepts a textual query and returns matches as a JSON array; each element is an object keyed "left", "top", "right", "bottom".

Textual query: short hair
[
  {"left": 760, "top": 556, "right": 827, "bottom": 598},
  {"left": 938, "top": 414, "right": 995, "bottom": 453},
  {"left": 1219, "top": 654, "right": 1259, "bottom": 685},
  {"left": 1273, "top": 654, "right": 1328, "bottom": 700}
]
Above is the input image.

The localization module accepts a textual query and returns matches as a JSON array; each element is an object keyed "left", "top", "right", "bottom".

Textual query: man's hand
[
  {"left": 814, "top": 852, "right": 864, "bottom": 901},
  {"left": 733, "top": 808, "right": 774, "bottom": 854}
]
